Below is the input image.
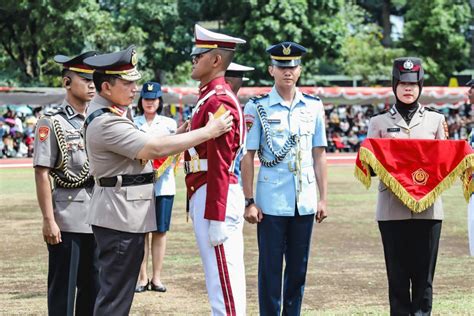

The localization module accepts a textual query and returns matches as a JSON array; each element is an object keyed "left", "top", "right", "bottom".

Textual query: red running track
[{"left": 0, "top": 153, "right": 356, "bottom": 169}]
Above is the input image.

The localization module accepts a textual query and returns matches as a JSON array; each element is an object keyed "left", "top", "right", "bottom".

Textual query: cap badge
[
  {"left": 131, "top": 50, "right": 138, "bottom": 66},
  {"left": 147, "top": 84, "right": 153, "bottom": 91},
  {"left": 282, "top": 44, "right": 292, "bottom": 56},
  {"left": 403, "top": 59, "right": 414, "bottom": 70}
]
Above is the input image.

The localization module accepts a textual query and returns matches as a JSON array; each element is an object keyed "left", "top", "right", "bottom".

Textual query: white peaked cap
[
  {"left": 227, "top": 62, "right": 255, "bottom": 72},
  {"left": 192, "top": 24, "right": 246, "bottom": 56}
]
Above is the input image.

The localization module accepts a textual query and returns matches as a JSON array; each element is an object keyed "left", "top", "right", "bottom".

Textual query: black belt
[
  {"left": 98, "top": 172, "right": 155, "bottom": 187},
  {"left": 54, "top": 177, "right": 95, "bottom": 189}
]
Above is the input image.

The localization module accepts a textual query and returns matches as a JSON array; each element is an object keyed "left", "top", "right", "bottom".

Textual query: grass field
[{"left": 0, "top": 166, "right": 473, "bottom": 315}]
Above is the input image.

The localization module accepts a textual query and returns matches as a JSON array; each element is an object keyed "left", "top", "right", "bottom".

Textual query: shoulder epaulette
[
  {"left": 302, "top": 93, "right": 320, "bottom": 101},
  {"left": 214, "top": 84, "right": 226, "bottom": 95},
  {"left": 250, "top": 94, "right": 269, "bottom": 102},
  {"left": 42, "top": 107, "right": 63, "bottom": 117},
  {"left": 423, "top": 107, "right": 442, "bottom": 114},
  {"left": 371, "top": 110, "right": 388, "bottom": 118}
]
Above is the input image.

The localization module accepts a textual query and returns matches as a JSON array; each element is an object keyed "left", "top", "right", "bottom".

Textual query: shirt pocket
[
  {"left": 55, "top": 189, "right": 86, "bottom": 202},
  {"left": 126, "top": 185, "right": 154, "bottom": 201},
  {"left": 299, "top": 121, "right": 315, "bottom": 150},
  {"left": 257, "top": 168, "right": 279, "bottom": 184}
]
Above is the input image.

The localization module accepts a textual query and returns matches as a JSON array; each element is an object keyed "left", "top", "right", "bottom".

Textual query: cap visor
[
  {"left": 77, "top": 72, "right": 93, "bottom": 80},
  {"left": 141, "top": 91, "right": 163, "bottom": 99},
  {"left": 53, "top": 55, "right": 71, "bottom": 64},
  {"left": 271, "top": 59, "right": 301, "bottom": 67},
  {"left": 191, "top": 47, "right": 212, "bottom": 56},
  {"left": 399, "top": 72, "right": 419, "bottom": 83},
  {"left": 119, "top": 69, "right": 142, "bottom": 82}
]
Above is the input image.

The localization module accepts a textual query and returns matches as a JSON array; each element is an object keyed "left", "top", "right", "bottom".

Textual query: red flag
[
  {"left": 355, "top": 139, "right": 474, "bottom": 213},
  {"left": 153, "top": 157, "right": 168, "bottom": 169}
]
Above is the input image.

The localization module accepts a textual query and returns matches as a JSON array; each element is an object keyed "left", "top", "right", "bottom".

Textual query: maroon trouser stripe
[{"left": 214, "top": 244, "right": 236, "bottom": 316}]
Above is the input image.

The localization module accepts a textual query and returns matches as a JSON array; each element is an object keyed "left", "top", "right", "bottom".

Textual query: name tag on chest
[
  {"left": 66, "top": 134, "right": 81, "bottom": 141},
  {"left": 387, "top": 127, "right": 400, "bottom": 133},
  {"left": 268, "top": 118, "right": 281, "bottom": 124}
]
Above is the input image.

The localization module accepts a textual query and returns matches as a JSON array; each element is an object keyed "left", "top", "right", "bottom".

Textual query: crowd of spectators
[
  {"left": 325, "top": 103, "right": 473, "bottom": 152},
  {"left": 1, "top": 102, "right": 472, "bottom": 158},
  {"left": 1, "top": 107, "right": 40, "bottom": 158}
]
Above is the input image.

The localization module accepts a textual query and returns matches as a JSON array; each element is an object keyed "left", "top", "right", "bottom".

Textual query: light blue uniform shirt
[
  {"left": 244, "top": 86, "right": 327, "bottom": 216},
  {"left": 134, "top": 115, "right": 177, "bottom": 196}
]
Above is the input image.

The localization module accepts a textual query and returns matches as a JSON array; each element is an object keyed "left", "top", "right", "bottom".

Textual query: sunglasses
[{"left": 191, "top": 52, "right": 209, "bottom": 64}]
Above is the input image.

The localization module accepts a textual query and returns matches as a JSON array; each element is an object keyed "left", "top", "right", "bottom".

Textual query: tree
[
  {"left": 220, "top": 0, "right": 353, "bottom": 85},
  {"left": 339, "top": 4, "right": 405, "bottom": 85},
  {"left": 97, "top": 0, "right": 196, "bottom": 84},
  {"left": 0, "top": 0, "right": 146, "bottom": 86},
  {"left": 356, "top": 0, "right": 407, "bottom": 47},
  {"left": 401, "top": 0, "right": 471, "bottom": 85}
]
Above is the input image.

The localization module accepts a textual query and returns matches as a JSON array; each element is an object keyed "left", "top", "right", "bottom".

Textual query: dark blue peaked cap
[
  {"left": 53, "top": 51, "right": 98, "bottom": 79},
  {"left": 140, "top": 82, "right": 163, "bottom": 99},
  {"left": 266, "top": 41, "right": 307, "bottom": 67}
]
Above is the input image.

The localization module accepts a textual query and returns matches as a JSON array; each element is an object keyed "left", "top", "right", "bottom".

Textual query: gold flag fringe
[
  {"left": 354, "top": 147, "right": 474, "bottom": 213},
  {"left": 155, "top": 153, "right": 181, "bottom": 179}
]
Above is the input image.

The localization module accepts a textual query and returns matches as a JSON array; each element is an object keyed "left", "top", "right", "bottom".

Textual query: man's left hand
[
  {"left": 208, "top": 220, "right": 228, "bottom": 246},
  {"left": 315, "top": 200, "right": 327, "bottom": 223}
]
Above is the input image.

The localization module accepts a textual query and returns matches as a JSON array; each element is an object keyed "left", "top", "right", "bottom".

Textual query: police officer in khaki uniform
[
  {"left": 34, "top": 51, "right": 99, "bottom": 316},
  {"left": 82, "top": 45, "right": 233, "bottom": 315},
  {"left": 367, "top": 57, "right": 447, "bottom": 315}
]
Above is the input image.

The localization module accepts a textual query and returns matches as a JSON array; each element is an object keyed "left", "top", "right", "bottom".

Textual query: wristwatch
[{"left": 245, "top": 197, "right": 255, "bottom": 208}]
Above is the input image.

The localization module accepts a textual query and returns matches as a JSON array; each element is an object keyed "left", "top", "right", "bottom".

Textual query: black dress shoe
[
  {"left": 135, "top": 280, "right": 149, "bottom": 293},
  {"left": 150, "top": 281, "right": 166, "bottom": 292}
]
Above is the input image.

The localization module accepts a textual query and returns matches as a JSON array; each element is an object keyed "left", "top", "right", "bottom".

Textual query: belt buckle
[{"left": 190, "top": 155, "right": 200, "bottom": 173}]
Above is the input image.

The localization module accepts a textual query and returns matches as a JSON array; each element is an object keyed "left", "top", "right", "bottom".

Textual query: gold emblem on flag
[
  {"left": 412, "top": 168, "right": 429, "bottom": 185},
  {"left": 282, "top": 44, "right": 291, "bottom": 56}
]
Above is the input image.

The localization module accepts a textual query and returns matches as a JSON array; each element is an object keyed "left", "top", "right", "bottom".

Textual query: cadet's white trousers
[
  {"left": 469, "top": 196, "right": 474, "bottom": 256},
  {"left": 189, "top": 184, "right": 246, "bottom": 316}
]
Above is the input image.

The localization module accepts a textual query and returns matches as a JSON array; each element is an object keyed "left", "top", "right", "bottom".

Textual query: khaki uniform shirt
[
  {"left": 367, "top": 105, "right": 447, "bottom": 221},
  {"left": 33, "top": 101, "right": 93, "bottom": 233},
  {"left": 85, "top": 95, "right": 156, "bottom": 233}
]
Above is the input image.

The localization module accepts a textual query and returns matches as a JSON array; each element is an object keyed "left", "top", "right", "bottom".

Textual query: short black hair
[
  {"left": 93, "top": 72, "right": 117, "bottom": 92},
  {"left": 136, "top": 97, "right": 163, "bottom": 116},
  {"left": 61, "top": 69, "right": 73, "bottom": 78}
]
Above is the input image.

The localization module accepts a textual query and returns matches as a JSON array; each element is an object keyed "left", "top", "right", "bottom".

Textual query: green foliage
[
  {"left": 401, "top": 0, "right": 471, "bottom": 85},
  {"left": 0, "top": 0, "right": 471, "bottom": 87},
  {"left": 0, "top": 0, "right": 147, "bottom": 86},
  {"left": 223, "top": 0, "right": 351, "bottom": 84},
  {"left": 339, "top": 4, "right": 405, "bottom": 85}
]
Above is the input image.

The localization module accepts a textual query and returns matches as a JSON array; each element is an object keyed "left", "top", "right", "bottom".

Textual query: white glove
[{"left": 208, "top": 220, "right": 228, "bottom": 246}]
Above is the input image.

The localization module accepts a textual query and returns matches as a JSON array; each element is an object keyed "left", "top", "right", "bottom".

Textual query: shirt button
[
  {"left": 68, "top": 196, "right": 72, "bottom": 200},
  {"left": 139, "top": 194, "right": 143, "bottom": 198},
  {"left": 191, "top": 186, "right": 195, "bottom": 191},
  {"left": 264, "top": 176, "right": 268, "bottom": 180}
]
